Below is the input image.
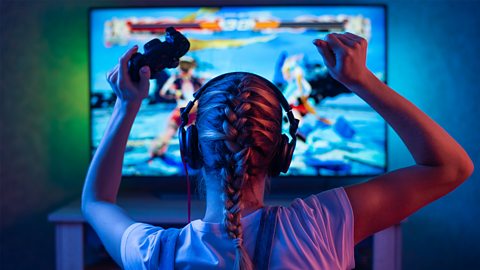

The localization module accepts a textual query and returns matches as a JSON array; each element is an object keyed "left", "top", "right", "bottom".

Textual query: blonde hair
[{"left": 195, "top": 73, "right": 282, "bottom": 270}]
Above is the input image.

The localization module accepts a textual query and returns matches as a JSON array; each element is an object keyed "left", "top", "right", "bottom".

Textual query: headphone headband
[{"left": 180, "top": 72, "right": 299, "bottom": 139}]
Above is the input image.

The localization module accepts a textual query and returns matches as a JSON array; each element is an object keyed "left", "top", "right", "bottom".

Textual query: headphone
[{"left": 178, "top": 72, "right": 299, "bottom": 177}]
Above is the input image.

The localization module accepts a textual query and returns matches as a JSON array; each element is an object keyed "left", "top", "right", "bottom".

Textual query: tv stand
[{"left": 48, "top": 193, "right": 401, "bottom": 270}]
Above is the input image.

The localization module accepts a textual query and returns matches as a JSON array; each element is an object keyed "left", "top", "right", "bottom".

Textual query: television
[{"left": 89, "top": 5, "right": 387, "bottom": 179}]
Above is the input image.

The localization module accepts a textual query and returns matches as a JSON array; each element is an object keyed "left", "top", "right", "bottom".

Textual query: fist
[{"left": 313, "top": 32, "right": 369, "bottom": 87}]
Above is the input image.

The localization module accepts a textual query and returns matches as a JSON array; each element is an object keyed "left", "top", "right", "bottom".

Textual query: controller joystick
[{"left": 128, "top": 27, "right": 190, "bottom": 82}]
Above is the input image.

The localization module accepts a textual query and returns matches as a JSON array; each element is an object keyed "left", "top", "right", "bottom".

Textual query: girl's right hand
[
  {"left": 313, "top": 33, "right": 370, "bottom": 88},
  {"left": 107, "top": 45, "right": 151, "bottom": 110}
]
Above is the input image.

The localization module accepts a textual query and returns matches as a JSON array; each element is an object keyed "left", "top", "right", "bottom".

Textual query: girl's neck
[{"left": 202, "top": 179, "right": 266, "bottom": 223}]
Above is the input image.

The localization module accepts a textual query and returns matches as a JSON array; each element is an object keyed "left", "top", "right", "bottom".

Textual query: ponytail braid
[
  {"left": 221, "top": 87, "right": 255, "bottom": 270},
  {"left": 196, "top": 74, "right": 282, "bottom": 270}
]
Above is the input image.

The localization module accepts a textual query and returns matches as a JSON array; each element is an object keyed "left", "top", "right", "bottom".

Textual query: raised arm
[
  {"left": 314, "top": 33, "right": 474, "bottom": 244},
  {"left": 81, "top": 46, "right": 151, "bottom": 265}
]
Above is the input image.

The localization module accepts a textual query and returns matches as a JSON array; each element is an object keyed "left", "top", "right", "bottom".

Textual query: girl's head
[{"left": 195, "top": 72, "right": 283, "bottom": 269}]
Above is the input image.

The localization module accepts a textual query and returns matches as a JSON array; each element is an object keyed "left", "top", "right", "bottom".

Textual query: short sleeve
[
  {"left": 291, "top": 187, "right": 355, "bottom": 269},
  {"left": 121, "top": 223, "right": 165, "bottom": 270}
]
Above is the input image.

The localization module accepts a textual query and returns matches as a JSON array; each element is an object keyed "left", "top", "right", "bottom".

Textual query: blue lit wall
[
  {"left": 1, "top": 0, "right": 478, "bottom": 269},
  {"left": 386, "top": 1, "right": 480, "bottom": 269}
]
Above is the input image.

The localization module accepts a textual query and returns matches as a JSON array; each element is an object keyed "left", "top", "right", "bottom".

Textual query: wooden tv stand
[{"left": 48, "top": 193, "right": 401, "bottom": 270}]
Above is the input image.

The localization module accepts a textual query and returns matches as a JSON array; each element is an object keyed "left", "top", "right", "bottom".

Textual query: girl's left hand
[
  {"left": 313, "top": 32, "right": 369, "bottom": 88},
  {"left": 106, "top": 45, "right": 151, "bottom": 108}
]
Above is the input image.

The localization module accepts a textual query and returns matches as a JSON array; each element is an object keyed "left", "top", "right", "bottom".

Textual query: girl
[{"left": 82, "top": 33, "right": 473, "bottom": 269}]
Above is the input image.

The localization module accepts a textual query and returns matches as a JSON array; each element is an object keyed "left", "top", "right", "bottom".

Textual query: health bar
[{"left": 127, "top": 20, "right": 345, "bottom": 32}]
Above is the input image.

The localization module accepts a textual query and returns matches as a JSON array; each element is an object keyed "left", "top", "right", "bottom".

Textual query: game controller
[{"left": 128, "top": 27, "right": 190, "bottom": 82}]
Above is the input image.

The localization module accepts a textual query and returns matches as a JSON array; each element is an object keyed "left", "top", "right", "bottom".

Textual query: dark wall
[{"left": 1, "top": 0, "right": 478, "bottom": 269}]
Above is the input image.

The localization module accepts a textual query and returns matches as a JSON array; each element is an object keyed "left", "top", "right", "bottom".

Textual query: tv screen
[{"left": 90, "top": 6, "right": 387, "bottom": 177}]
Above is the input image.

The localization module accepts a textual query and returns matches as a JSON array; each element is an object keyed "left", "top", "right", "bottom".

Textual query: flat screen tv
[{"left": 89, "top": 5, "right": 387, "bottom": 179}]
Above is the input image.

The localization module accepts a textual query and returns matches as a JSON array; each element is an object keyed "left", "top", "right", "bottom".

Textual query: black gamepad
[{"left": 128, "top": 27, "right": 190, "bottom": 82}]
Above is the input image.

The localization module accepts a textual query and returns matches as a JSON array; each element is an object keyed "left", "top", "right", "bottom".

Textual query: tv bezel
[{"left": 88, "top": 3, "right": 388, "bottom": 194}]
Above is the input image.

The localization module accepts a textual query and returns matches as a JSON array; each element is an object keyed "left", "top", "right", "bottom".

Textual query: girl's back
[{"left": 122, "top": 188, "right": 354, "bottom": 270}]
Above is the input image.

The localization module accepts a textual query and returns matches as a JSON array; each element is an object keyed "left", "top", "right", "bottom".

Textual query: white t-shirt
[{"left": 121, "top": 188, "right": 355, "bottom": 270}]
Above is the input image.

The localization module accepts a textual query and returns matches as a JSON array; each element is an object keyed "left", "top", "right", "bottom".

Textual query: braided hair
[{"left": 196, "top": 73, "right": 283, "bottom": 270}]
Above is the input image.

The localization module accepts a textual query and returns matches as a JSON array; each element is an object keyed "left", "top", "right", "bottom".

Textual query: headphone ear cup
[
  {"left": 281, "top": 136, "right": 296, "bottom": 174},
  {"left": 185, "top": 125, "right": 202, "bottom": 169},
  {"left": 270, "top": 134, "right": 289, "bottom": 177},
  {"left": 269, "top": 134, "right": 296, "bottom": 176},
  {"left": 178, "top": 125, "right": 187, "bottom": 159}
]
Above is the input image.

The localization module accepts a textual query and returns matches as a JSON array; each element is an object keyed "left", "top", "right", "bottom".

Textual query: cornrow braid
[{"left": 196, "top": 74, "right": 282, "bottom": 270}]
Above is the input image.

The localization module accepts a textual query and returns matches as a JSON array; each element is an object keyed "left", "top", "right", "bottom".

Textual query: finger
[
  {"left": 119, "top": 45, "right": 138, "bottom": 81},
  {"left": 344, "top": 32, "right": 367, "bottom": 46},
  {"left": 325, "top": 33, "right": 347, "bottom": 52},
  {"left": 111, "top": 68, "right": 118, "bottom": 86},
  {"left": 109, "top": 71, "right": 119, "bottom": 94},
  {"left": 107, "top": 65, "right": 119, "bottom": 79},
  {"left": 138, "top": 66, "right": 151, "bottom": 93},
  {"left": 333, "top": 33, "right": 357, "bottom": 48},
  {"left": 313, "top": 39, "right": 335, "bottom": 68},
  {"left": 344, "top": 32, "right": 362, "bottom": 42},
  {"left": 106, "top": 65, "right": 119, "bottom": 88}
]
